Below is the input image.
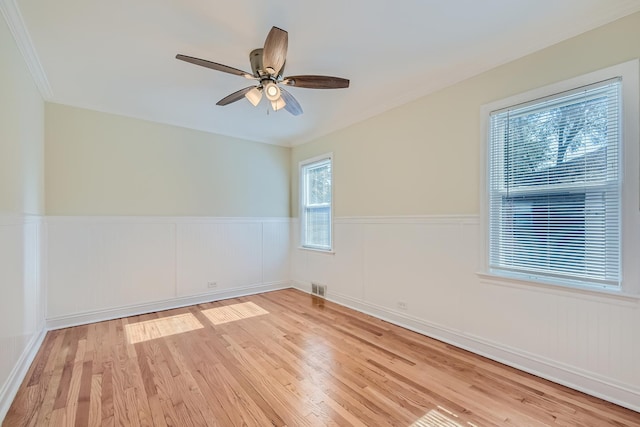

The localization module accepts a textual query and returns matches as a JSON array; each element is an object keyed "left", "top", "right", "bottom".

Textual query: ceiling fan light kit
[
  {"left": 263, "top": 82, "right": 281, "bottom": 101},
  {"left": 176, "top": 26, "right": 349, "bottom": 116},
  {"left": 245, "top": 87, "right": 263, "bottom": 106},
  {"left": 271, "top": 99, "right": 286, "bottom": 112}
]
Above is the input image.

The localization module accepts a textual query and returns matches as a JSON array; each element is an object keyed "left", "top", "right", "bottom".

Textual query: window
[
  {"left": 300, "top": 155, "right": 332, "bottom": 251},
  {"left": 483, "top": 60, "right": 639, "bottom": 292}
]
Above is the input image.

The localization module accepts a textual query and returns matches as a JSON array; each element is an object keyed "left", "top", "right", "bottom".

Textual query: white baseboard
[
  {"left": 47, "top": 281, "right": 291, "bottom": 330},
  {"left": 291, "top": 281, "right": 640, "bottom": 413},
  {"left": 0, "top": 328, "right": 47, "bottom": 423}
]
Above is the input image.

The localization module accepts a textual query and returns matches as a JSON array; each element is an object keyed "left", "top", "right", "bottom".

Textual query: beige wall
[
  {"left": 0, "top": 18, "right": 44, "bottom": 215},
  {"left": 291, "top": 12, "right": 640, "bottom": 217},
  {"left": 45, "top": 103, "right": 290, "bottom": 216}
]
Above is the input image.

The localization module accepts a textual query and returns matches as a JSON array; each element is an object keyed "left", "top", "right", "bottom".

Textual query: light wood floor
[{"left": 5, "top": 289, "right": 640, "bottom": 426}]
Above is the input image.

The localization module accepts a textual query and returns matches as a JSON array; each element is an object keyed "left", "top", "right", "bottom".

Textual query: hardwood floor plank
[
  {"left": 148, "top": 360, "right": 183, "bottom": 425},
  {"left": 143, "top": 395, "right": 167, "bottom": 427},
  {"left": 202, "top": 334, "right": 290, "bottom": 426},
  {"left": 174, "top": 327, "right": 261, "bottom": 426},
  {"left": 99, "top": 362, "right": 114, "bottom": 425},
  {"left": 52, "top": 329, "right": 79, "bottom": 411},
  {"left": 5, "top": 289, "right": 640, "bottom": 426},
  {"left": 29, "top": 332, "right": 69, "bottom": 427},
  {"left": 88, "top": 374, "right": 102, "bottom": 427},
  {"left": 3, "top": 333, "right": 64, "bottom": 426},
  {"left": 25, "top": 332, "right": 57, "bottom": 388},
  {"left": 163, "top": 340, "right": 219, "bottom": 426}
]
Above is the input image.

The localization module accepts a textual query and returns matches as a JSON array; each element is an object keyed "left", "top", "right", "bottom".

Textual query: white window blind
[
  {"left": 488, "top": 78, "right": 621, "bottom": 288},
  {"left": 301, "top": 157, "right": 332, "bottom": 250}
]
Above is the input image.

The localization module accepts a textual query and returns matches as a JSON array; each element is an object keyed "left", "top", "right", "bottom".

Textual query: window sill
[
  {"left": 297, "top": 246, "right": 335, "bottom": 255},
  {"left": 476, "top": 271, "right": 640, "bottom": 306}
]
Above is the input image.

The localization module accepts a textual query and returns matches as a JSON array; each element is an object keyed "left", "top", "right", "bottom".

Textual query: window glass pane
[
  {"left": 489, "top": 79, "right": 621, "bottom": 288},
  {"left": 499, "top": 193, "right": 586, "bottom": 274},
  {"left": 301, "top": 157, "right": 332, "bottom": 250},
  {"left": 307, "top": 162, "right": 331, "bottom": 205},
  {"left": 304, "top": 206, "right": 331, "bottom": 248},
  {"left": 504, "top": 94, "right": 611, "bottom": 190}
]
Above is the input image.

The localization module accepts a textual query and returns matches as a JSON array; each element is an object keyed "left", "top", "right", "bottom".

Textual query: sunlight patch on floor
[
  {"left": 201, "top": 301, "right": 269, "bottom": 325},
  {"left": 411, "top": 406, "right": 478, "bottom": 427},
  {"left": 125, "top": 313, "right": 204, "bottom": 344}
]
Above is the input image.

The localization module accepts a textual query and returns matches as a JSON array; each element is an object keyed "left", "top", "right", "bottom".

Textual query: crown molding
[{"left": 0, "top": 0, "right": 53, "bottom": 99}]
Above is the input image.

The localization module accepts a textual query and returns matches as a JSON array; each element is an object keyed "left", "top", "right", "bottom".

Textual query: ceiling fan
[{"left": 176, "top": 26, "right": 349, "bottom": 116}]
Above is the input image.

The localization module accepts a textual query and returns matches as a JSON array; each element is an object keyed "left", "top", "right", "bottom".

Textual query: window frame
[
  {"left": 299, "top": 153, "right": 334, "bottom": 252},
  {"left": 479, "top": 60, "right": 639, "bottom": 296}
]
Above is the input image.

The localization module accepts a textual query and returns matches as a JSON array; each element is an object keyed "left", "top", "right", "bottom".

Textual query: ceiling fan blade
[
  {"left": 176, "top": 54, "right": 253, "bottom": 79},
  {"left": 279, "top": 88, "right": 303, "bottom": 116},
  {"left": 282, "top": 75, "right": 349, "bottom": 89},
  {"left": 262, "top": 27, "right": 288, "bottom": 76},
  {"left": 216, "top": 86, "right": 256, "bottom": 106}
]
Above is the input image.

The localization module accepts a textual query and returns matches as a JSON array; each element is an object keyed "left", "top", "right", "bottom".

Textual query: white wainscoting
[
  {"left": 291, "top": 216, "right": 640, "bottom": 412},
  {"left": 5, "top": 213, "right": 639, "bottom": 416},
  {"left": 46, "top": 217, "right": 291, "bottom": 328},
  {"left": 0, "top": 214, "right": 46, "bottom": 422}
]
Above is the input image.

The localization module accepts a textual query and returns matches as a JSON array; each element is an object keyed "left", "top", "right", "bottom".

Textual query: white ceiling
[{"left": 9, "top": 0, "right": 640, "bottom": 146}]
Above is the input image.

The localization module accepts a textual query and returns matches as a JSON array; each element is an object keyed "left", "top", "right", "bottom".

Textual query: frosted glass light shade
[{"left": 245, "top": 87, "right": 263, "bottom": 106}]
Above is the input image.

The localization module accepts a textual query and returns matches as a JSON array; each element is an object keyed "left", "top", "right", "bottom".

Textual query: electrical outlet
[
  {"left": 397, "top": 301, "right": 408, "bottom": 311},
  {"left": 207, "top": 282, "right": 218, "bottom": 289}
]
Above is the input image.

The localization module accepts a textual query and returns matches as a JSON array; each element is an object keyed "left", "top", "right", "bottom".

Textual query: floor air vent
[{"left": 311, "top": 283, "right": 327, "bottom": 298}]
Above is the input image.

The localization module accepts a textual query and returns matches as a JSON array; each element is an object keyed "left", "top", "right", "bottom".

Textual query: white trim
[
  {"left": 0, "top": 0, "right": 52, "bottom": 99},
  {"left": 477, "top": 272, "right": 640, "bottom": 306},
  {"left": 297, "top": 153, "right": 334, "bottom": 166},
  {"left": 46, "top": 281, "right": 291, "bottom": 330},
  {"left": 0, "top": 213, "right": 42, "bottom": 226},
  {"left": 45, "top": 216, "right": 292, "bottom": 224},
  {"left": 0, "top": 328, "right": 47, "bottom": 423},
  {"left": 297, "top": 246, "right": 335, "bottom": 255},
  {"left": 334, "top": 215, "right": 479, "bottom": 225},
  {"left": 291, "top": 281, "right": 640, "bottom": 412},
  {"left": 479, "top": 59, "right": 640, "bottom": 295}
]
